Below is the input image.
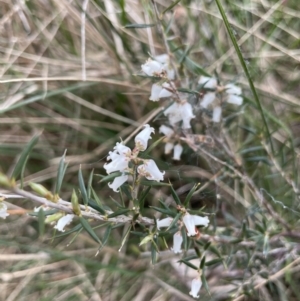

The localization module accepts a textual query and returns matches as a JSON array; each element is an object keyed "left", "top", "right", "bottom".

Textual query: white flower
[
  {"left": 164, "top": 102, "right": 195, "bottom": 129},
  {"left": 157, "top": 217, "right": 173, "bottom": 230},
  {"left": 198, "top": 76, "right": 217, "bottom": 89},
  {"left": 54, "top": 214, "right": 74, "bottom": 232},
  {"left": 189, "top": 276, "right": 202, "bottom": 299},
  {"left": 225, "top": 83, "right": 243, "bottom": 105},
  {"left": 173, "top": 144, "right": 183, "bottom": 160},
  {"left": 200, "top": 92, "right": 216, "bottom": 108},
  {"left": 192, "top": 215, "right": 210, "bottom": 227},
  {"left": 104, "top": 142, "right": 131, "bottom": 174},
  {"left": 135, "top": 124, "right": 155, "bottom": 151},
  {"left": 172, "top": 231, "right": 183, "bottom": 254},
  {"left": 0, "top": 203, "right": 9, "bottom": 219},
  {"left": 104, "top": 153, "right": 129, "bottom": 174},
  {"left": 212, "top": 106, "right": 222, "bottom": 123},
  {"left": 108, "top": 174, "right": 128, "bottom": 192},
  {"left": 154, "top": 54, "right": 175, "bottom": 80},
  {"left": 137, "top": 159, "right": 165, "bottom": 182},
  {"left": 165, "top": 142, "right": 174, "bottom": 155},
  {"left": 141, "top": 59, "right": 162, "bottom": 76},
  {"left": 183, "top": 213, "right": 209, "bottom": 236},
  {"left": 159, "top": 125, "right": 174, "bottom": 137},
  {"left": 149, "top": 83, "right": 173, "bottom": 101}
]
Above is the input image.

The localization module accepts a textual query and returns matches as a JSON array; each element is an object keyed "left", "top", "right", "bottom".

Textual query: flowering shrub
[{"left": 1, "top": 1, "right": 299, "bottom": 300}]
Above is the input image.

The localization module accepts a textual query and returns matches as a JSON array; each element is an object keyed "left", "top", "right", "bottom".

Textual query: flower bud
[
  {"left": 29, "top": 182, "right": 55, "bottom": 201},
  {"left": 71, "top": 189, "right": 81, "bottom": 216}
]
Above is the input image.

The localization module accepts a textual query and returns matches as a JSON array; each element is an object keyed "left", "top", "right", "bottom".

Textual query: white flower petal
[
  {"left": 0, "top": 203, "right": 9, "bottom": 219},
  {"left": 227, "top": 94, "right": 243, "bottom": 105},
  {"left": 200, "top": 92, "right": 216, "bottom": 108},
  {"left": 189, "top": 277, "right": 202, "bottom": 299},
  {"left": 108, "top": 174, "right": 128, "bottom": 192},
  {"left": 172, "top": 232, "right": 183, "bottom": 254},
  {"left": 182, "top": 213, "right": 197, "bottom": 236},
  {"left": 165, "top": 142, "right": 174, "bottom": 154},
  {"left": 54, "top": 214, "right": 74, "bottom": 232},
  {"left": 137, "top": 159, "right": 165, "bottom": 182},
  {"left": 192, "top": 215, "right": 209, "bottom": 227},
  {"left": 134, "top": 124, "right": 155, "bottom": 151},
  {"left": 164, "top": 103, "right": 182, "bottom": 126},
  {"left": 212, "top": 106, "right": 222, "bottom": 123},
  {"left": 104, "top": 155, "right": 128, "bottom": 174},
  {"left": 173, "top": 144, "right": 183, "bottom": 161},
  {"left": 225, "top": 83, "right": 241, "bottom": 95},
  {"left": 149, "top": 84, "right": 163, "bottom": 101},
  {"left": 159, "top": 83, "right": 173, "bottom": 98},
  {"left": 157, "top": 217, "right": 173, "bottom": 230},
  {"left": 154, "top": 54, "right": 169, "bottom": 64},
  {"left": 141, "top": 59, "right": 162, "bottom": 76},
  {"left": 198, "top": 76, "right": 217, "bottom": 89},
  {"left": 159, "top": 125, "right": 174, "bottom": 137},
  {"left": 181, "top": 102, "right": 195, "bottom": 129}
]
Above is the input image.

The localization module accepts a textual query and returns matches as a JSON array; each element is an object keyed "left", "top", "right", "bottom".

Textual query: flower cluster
[
  {"left": 199, "top": 76, "right": 243, "bottom": 123},
  {"left": 157, "top": 213, "right": 209, "bottom": 254},
  {"left": 159, "top": 125, "right": 183, "bottom": 160},
  {"left": 104, "top": 124, "right": 165, "bottom": 192}
]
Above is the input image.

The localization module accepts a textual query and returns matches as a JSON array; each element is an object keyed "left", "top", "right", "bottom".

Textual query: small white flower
[
  {"left": 0, "top": 203, "right": 9, "bottom": 219},
  {"left": 225, "top": 83, "right": 243, "bottom": 105},
  {"left": 154, "top": 54, "right": 175, "bottom": 80},
  {"left": 164, "top": 102, "right": 195, "bottom": 129},
  {"left": 104, "top": 154, "right": 129, "bottom": 174},
  {"left": 189, "top": 276, "right": 202, "bottom": 299},
  {"left": 157, "top": 217, "right": 173, "bottom": 230},
  {"left": 54, "top": 214, "right": 74, "bottom": 232},
  {"left": 200, "top": 92, "right": 216, "bottom": 108},
  {"left": 165, "top": 142, "right": 174, "bottom": 155},
  {"left": 173, "top": 144, "right": 183, "bottom": 161},
  {"left": 149, "top": 83, "right": 173, "bottom": 101},
  {"left": 198, "top": 76, "right": 217, "bottom": 89},
  {"left": 137, "top": 159, "right": 165, "bottom": 182},
  {"left": 141, "top": 59, "right": 162, "bottom": 76},
  {"left": 192, "top": 215, "right": 210, "bottom": 227},
  {"left": 159, "top": 125, "right": 174, "bottom": 137},
  {"left": 183, "top": 213, "right": 209, "bottom": 236},
  {"left": 104, "top": 142, "right": 131, "bottom": 175},
  {"left": 212, "top": 106, "right": 222, "bottom": 123},
  {"left": 135, "top": 124, "right": 155, "bottom": 151},
  {"left": 172, "top": 231, "right": 183, "bottom": 254},
  {"left": 108, "top": 174, "right": 128, "bottom": 192},
  {"left": 183, "top": 213, "right": 197, "bottom": 236}
]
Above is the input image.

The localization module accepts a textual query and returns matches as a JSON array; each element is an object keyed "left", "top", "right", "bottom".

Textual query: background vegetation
[{"left": 1, "top": 0, "right": 300, "bottom": 300}]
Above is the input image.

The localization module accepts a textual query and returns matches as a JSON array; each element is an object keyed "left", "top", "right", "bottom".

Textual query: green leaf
[
  {"left": 205, "top": 258, "right": 223, "bottom": 266},
  {"left": 178, "top": 259, "right": 198, "bottom": 270},
  {"left": 160, "top": 0, "right": 182, "bottom": 16},
  {"left": 170, "top": 184, "right": 181, "bottom": 205},
  {"left": 140, "top": 180, "right": 171, "bottom": 187},
  {"left": 11, "top": 134, "right": 40, "bottom": 180},
  {"left": 78, "top": 166, "right": 88, "bottom": 206},
  {"left": 99, "top": 172, "right": 122, "bottom": 183},
  {"left": 184, "top": 183, "right": 201, "bottom": 207},
  {"left": 38, "top": 208, "right": 45, "bottom": 237},
  {"left": 215, "top": 0, "right": 274, "bottom": 153},
  {"left": 168, "top": 212, "right": 183, "bottom": 229},
  {"left": 150, "top": 206, "right": 176, "bottom": 217},
  {"left": 138, "top": 186, "right": 151, "bottom": 210},
  {"left": 79, "top": 217, "right": 102, "bottom": 244},
  {"left": 55, "top": 150, "right": 67, "bottom": 194},
  {"left": 151, "top": 241, "right": 158, "bottom": 265},
  {"left": 124, "top": 23, "right": 155, "bottom": 28},
  {"left": 200, "top": 256, "right": 206, "bottom": 269},
  {"left": 107, "top": 208, "right": 131, "bottom": 218},
  {"left": 88, "top": 198, "right": 106, "bottom": 215},
  {"left": 91, "top": 188, "right": 106, "bottom": 213},
  {"left": 201, "top": 271, "right": 211, "bottom": 296},
  {"left": 103, "top": 224, "right": 112, "bottom": 245},
  {"left": 139, "top": 235, "right": 153, "bottom": 246},
  {"left": 87, "top": 169, "right": 94, "bottom": 199}
]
